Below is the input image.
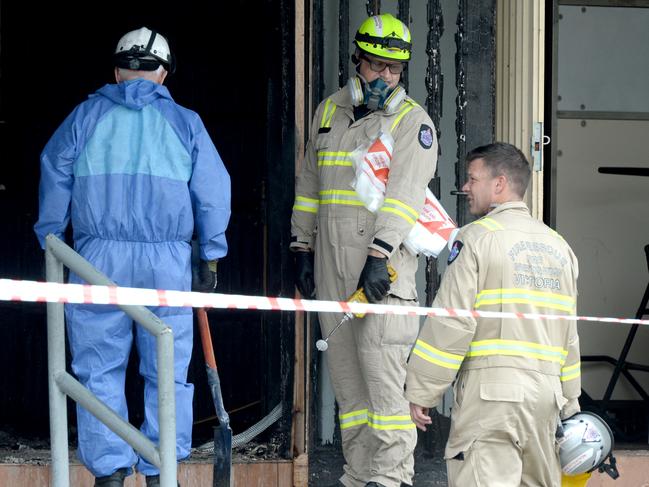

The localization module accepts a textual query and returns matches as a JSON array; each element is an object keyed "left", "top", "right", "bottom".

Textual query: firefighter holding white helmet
[
  {"left": 35, "top": 27, "right": 231, "bottom": 487},
  {"left": 291, "top": 13, "right": 437, "bottom": 487},
  {"left": 406, "top": 143, "right": 582, "bottom": 486}
]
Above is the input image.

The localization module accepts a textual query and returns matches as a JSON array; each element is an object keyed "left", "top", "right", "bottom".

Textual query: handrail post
[
  {"left": 46, "top": 244, "right": 70, "bottom": 487},
  {"left": 44, "top": 234, "right": 178, "bottom": 486},
  {"left": 158, "top": 329, "right": 177, "bottom": 487}
]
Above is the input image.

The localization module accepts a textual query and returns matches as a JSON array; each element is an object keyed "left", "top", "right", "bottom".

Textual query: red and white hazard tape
[{"left": 1, "top": 278, "right": 648, "bottom": 326}]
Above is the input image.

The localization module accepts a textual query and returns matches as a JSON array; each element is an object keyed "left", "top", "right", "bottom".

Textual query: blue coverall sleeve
[
  {"left": 33, "top": 108, "right": 80, "bottom": 249},
  {"left": 190, "top": 122, "right": 231, "bottom": 261}
]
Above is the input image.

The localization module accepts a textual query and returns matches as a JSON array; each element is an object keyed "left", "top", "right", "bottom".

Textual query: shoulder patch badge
[
  {"left": 448, "top": 240, "right": 464, "bottom": 265},
  {"left": 418, "top": 124, "right": 434, "bottom": 149}
]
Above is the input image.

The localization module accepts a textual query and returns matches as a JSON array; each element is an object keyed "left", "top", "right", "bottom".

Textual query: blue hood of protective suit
[{"left": 95, "top": 78, "right": 173, "bottom": 110}]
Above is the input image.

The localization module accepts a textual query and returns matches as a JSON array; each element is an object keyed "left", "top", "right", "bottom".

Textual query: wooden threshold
[{"left": 0, "top": 460, "right": 294, "bottom": 487}]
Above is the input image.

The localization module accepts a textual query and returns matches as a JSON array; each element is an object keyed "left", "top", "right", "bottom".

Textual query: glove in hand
[
  {"left": 193, "top": 259, "right": 218, "bottom": 292},
  {"left": 357, "top": 255, "right": 390, "bottom": 303},
  {"left": 295, "top": 251, "right": 315, "bottom": 298}
]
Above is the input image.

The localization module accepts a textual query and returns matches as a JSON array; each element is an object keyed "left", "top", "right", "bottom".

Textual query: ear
[
  {"left": 114, "top": 67, "right": 122, "bottom": 83},
  {"left": 494, "top": 174, "right": 507, "bottom": 194},
  {"left": 158, "top": 69, "right": 168, "bottom": 85}
]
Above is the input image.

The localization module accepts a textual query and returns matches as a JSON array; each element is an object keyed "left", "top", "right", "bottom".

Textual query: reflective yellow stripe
[
  {"left": 550, "top": 229, "right": 565, "bottom": 241},
  {"left": 412, "top": 339, "right": 464, "bottom": 370},
  {"left": 324, "top": 104, "right": 337, "bottom": 127},
  {"left": 472, "top": 217, "right": 504, "bottom": 231},
  {"left": 320, "top": 99, "right": 338, "bottom": 129},
  {"left": 319, "top": 189, "right": 363, "bottom": 206},
  {"left": 475, "top": 288, "right": 576, "bottom": 313},
  {"left": 384, "top": 198, "right": 418, "bottom": 219},
  {"left": 339, "top": 409, "right": 415, "bottom": 430},
  {"left": 293, "top": 205, "right": 317, "bottom": 213},
  {"left": 293, "top": 196, "right": 319, "bottom": 213},
  {"left": 318, "top": 161, "right": 353, "bottom": 167},
  {"left": 317, "top": 151, "right": 353, "bottom": 167},
  {"left": 391, "top": 101, "right": 416, "bottom": 131},
  {"left": 379, "top": 198, "right": 419, "bottom": 225},
  {"left": 561, "top": 361, "right": 581, "bottom": 382},
  {"left": 467, "top": 339, "right": 568, "bottom": 364},
  {"left": 380, "top": 207, "right": 416, "bottom": 224},
  {"left": 367, "top": 412, "right": 416, "bottom": 430},
  {"left": 320, "top": 99, "right": 332, "bottom": 128},
  {"left": 339, "top": 408, "right": 368, "bottom": 430}
]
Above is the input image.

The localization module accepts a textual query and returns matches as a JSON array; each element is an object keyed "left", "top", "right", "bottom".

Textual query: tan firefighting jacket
[
  {"left": 291, "top": 86, "right": 438, "bottom": 300},
  {"left": 405, "top": 201, "right": 581, "bottom": 407}
]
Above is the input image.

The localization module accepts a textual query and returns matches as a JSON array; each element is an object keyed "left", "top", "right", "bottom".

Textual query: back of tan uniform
[
  {"left": 291, "top": 13, "right": 438, "bottom": 487},
  {"left": 406, "top": 146, "right": 581, "bottom": 487}
]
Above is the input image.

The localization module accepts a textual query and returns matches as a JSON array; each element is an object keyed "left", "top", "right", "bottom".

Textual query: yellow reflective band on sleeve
[
  {"left": 320, "top": 99, "right": 331, "bottom": 128},
  {"left": 293, "top": 196, "right": 319, "bottom": 214},
  {"left": 472, "top": 217, "right": 504, "bottom": 231},
  {"left": 379, "top": 198, "right": 419, "bottom": 225},
  {"left": 390, "top": 100, "right": 416, "bottom": 131},
  {"left": 474, "top": 288, "right": 576, "bottom": 313},
  {"left": 339, "top": 408, "right": 368, "bottom": 430},
  {"left": 320, "top": 99, "right": 338, "bottom": 129},
  {"left": 467, "top": 339, "right": 568, "bottom": 364},
  {"left": 319, "top": 189, "right": 364, "bottom": 206},
  {"left": 561, "top": 361, "right": 581, "bottom": 382},
  {"left": 550, "top": 229, "right": 565, "bottom": 241},
  {"left": 367, "top": 412, "right": 416, "bottom": 430},
  {"left": 317, "top": 151, "right": 353, "bottom": 167},
  {"left": 412, "top": 339, "right": 464, "bottom": 370}
]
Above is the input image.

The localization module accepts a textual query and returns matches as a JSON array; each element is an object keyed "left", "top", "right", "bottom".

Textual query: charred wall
[{"left": 0, "top": 0, "right": 295, "bottom": 451}]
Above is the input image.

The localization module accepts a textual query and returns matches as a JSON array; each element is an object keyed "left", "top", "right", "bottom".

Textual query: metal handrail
[{"left": 45, "top": 234, "right": 177, "bottom": 487}]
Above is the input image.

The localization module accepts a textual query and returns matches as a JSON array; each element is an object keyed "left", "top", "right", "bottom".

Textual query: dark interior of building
[{"left": 0, "top": 0, "right": 295, "bottom": 453}]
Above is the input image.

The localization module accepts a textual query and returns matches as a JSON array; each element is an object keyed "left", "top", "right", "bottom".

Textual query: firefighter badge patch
[
  {"left": 418, "top": 124, "right": 434, "bottom": 149},
  {"left": 448, "top": 240, "right": 463, "bottom": 265}
]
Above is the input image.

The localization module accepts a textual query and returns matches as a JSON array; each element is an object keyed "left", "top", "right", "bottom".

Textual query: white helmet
[
  {"left": 114, "top": 27, "right": 175, "bottom": 73},
  {"left": 558, "top": 411, "right": 619, "bottom": 479}
]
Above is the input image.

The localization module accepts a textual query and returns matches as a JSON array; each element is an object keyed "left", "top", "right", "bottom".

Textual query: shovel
[{"left": 197, "top": 308, "right": 232, "bottom": 487}]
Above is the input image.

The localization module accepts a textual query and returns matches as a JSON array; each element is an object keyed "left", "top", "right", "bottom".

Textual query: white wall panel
[{"left": 558, "top": 6, "right": 649, "bottom": 112}]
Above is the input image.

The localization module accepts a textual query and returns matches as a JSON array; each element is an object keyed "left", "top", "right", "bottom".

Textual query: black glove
[
  {"left": 357, "top": 255, "right": 390, "bottom": 303},
  {"left": 294, "top": 251, "right": 315, "bottom": 298},
  {"left": 192, "top": 259, "right": 218, "bottom": 292}
]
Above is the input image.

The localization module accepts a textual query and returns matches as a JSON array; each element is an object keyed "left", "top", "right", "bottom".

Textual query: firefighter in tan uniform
[
  {"left": 406, "top": 143, "right": 581, "bottom": 487},
  {"left": 291, "top": 13, "right": 437, "bottom": 487}
]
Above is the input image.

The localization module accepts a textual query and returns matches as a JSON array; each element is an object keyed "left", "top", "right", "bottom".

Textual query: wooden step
[{"left": 0, "top": 460, "right": 294, "bottom": 486}]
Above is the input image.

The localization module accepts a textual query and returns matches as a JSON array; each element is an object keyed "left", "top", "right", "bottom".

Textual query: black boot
[
  {"left": 94, "top": 468, "right": 129, "bottom": 487},
  {"left": 365, "top": 482, "right": 411, "bottom": 487}
]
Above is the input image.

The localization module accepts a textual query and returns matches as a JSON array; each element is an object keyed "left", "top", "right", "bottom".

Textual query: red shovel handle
[{"left": 197, "top": 308, "right": 217, "bottom": 370}]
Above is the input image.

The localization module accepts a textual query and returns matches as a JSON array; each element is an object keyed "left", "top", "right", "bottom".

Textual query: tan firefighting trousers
[
  {"left": 445, "top": 367, "right": 563, "bottom": 487},
  {"left": 318, "top": 296, "right": 419, "bottom": 487},
  {"left": 314, "top": 217, "right": 419, "bottom": 486}
]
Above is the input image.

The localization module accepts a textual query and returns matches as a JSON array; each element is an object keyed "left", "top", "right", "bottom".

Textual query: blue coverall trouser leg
[{"left": 65, "top": 239, "right": 194, "bottom": 477}]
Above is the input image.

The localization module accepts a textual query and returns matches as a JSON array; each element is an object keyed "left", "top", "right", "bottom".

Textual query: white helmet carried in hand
[
  {"left": 558, "top": 411, "right": 619, "bottom": 479},
  {"left": 114, "top": 27, "right": 175, "bottom": 73}
]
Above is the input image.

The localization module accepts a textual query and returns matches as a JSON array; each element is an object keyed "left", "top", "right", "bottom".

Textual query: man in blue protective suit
[{"left": 34, "top": 27, "right": 231, "bottom": 487}]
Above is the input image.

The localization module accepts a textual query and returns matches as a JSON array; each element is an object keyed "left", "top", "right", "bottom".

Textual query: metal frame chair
[{"left": 581, "top": 244, "right": 649, "bottom": 442}]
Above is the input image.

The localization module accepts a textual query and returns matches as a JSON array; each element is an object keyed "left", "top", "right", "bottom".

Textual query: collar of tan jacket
[{"left": 485, "top": 200, "right": 530, "bottom": 217}]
